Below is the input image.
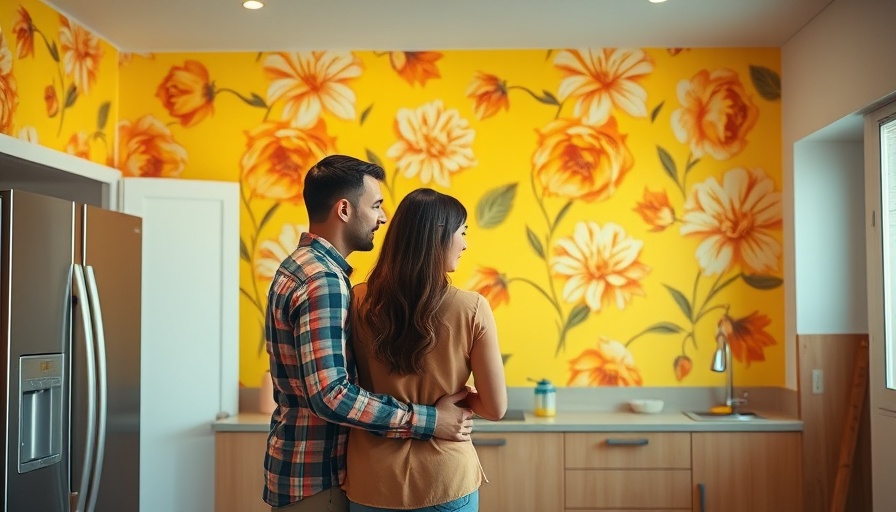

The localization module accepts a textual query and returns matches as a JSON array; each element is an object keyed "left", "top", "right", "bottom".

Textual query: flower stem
[
  {"left": 240, "top": 182, "right": 266, "bottom": 321},
  {"left": 507, "top": 277, "right": 562, "bottom": 317}
]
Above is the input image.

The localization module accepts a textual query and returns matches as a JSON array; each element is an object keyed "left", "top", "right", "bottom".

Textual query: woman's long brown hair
[{"left": 360, "top": 188, "right": 467, "bottom": 375}]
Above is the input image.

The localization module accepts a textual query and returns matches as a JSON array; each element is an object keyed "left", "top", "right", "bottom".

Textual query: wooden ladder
[{"left": 830, "top": 338, "right": 869, "bottom": 512}]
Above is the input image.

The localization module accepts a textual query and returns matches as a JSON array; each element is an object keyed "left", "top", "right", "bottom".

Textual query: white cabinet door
[{"left": 120, "top": 177, "right": 239, "bottom": 512}]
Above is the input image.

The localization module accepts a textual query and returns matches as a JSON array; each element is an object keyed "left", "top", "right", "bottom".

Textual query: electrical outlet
[{"left": 812, "top": 369, "right": 824, "bottom": 394}]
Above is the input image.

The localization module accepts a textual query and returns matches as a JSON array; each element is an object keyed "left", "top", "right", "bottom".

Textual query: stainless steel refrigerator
[{"left": 0, "top": 189, "right": 141, "bottom": 511}]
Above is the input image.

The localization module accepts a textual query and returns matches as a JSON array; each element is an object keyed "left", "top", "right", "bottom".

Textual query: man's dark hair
[{"left": 303, "top": 155, "right": 386, "bottom": 223}]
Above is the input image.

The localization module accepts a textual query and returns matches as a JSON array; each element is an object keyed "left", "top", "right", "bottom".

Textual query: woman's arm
[{"left": 466, "top": 296, "right": 508, "bottom": 420}]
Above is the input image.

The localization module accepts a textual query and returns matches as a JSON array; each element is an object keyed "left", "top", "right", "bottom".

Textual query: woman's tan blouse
[{"left": 342, "top": 284, "right": 496, "bottom": 509}]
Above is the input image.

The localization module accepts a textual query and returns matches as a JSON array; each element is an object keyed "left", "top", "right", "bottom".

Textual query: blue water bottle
[{"left": 534, "top": 379, "right": 556, "bottom": 417}]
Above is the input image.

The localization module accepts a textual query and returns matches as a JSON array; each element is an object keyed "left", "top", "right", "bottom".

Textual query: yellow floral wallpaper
[
  {"left": 1, "top": 2, "right": 784, "bottom": 390},
  {"left": 0, "top": 0, "right": 118, "bottom": 163}
]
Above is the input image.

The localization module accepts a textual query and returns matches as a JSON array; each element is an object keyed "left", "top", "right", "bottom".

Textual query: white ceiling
[{"left": 45, "top": 0, "right": 834, "bottom": 53}]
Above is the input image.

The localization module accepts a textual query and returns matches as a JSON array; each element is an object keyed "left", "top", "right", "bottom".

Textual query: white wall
[
  {"left": 793, "top": 141, "right": 866, "bottom": 333},
  {"left": 782, "top": 0, "right": 896, "bottom": 388}
]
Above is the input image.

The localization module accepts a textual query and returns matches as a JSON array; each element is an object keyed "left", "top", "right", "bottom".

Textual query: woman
[{"left": 343, "top": 188, "right": 507, "bottom": 512}]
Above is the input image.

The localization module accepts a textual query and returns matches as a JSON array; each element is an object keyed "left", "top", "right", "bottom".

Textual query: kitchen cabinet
[
  {"left": 565, "top": 432, "right": 691, "bottom": 511},
  {"left": 215, "top": 431, "right": 269, "bottom": 512},
  {"left": 473, "top": 432, "right": 564, "bottom": 512},
  {"left": 691, "top": 432, "right": 802, "bottom": 512},
  {"left": 0, "top": 134, "right": 120, "bottom": 208}
]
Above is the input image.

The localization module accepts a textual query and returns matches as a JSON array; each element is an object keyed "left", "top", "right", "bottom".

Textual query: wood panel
[
  {"left": 565, "top": 432, "right": 690, "bottom": 469},
  {"left": 798, "top": 333, "right": 872, "bottom": 512},
  {"left": 474, "top": 432, "right": 564, "bottom": 512},
  {"left": 215, "top": 431, "right": 269, "bottom": 512},
  {"left": 565, "top": 469, "right": 691, "bottom": 509},
  {"left": 692, "top": 432, "right": 802, "bottom": 512}
]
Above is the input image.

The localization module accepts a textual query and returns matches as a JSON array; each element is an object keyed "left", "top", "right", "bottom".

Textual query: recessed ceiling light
[
  {"left": 243, "top": 0, "right": 264, "bottom": 9},
  {"left": 649, "top": 0, "right": 667, "bottom": 3}
]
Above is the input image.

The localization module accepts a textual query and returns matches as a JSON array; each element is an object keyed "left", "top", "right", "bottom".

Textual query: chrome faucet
[{"left": 710, "top": 331, "right": 748, "bottom": 413}]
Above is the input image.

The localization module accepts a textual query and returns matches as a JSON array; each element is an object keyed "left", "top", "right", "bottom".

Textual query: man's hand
[{"left": 433, "top": 388, "right": 474, "bottom": 442}]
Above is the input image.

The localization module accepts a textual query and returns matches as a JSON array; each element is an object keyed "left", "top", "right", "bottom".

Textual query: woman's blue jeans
[{"left": 349, "top": 490, "right": 478, "bottom": 512}]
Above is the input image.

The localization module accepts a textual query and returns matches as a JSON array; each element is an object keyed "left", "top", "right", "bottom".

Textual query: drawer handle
[
  {"left": 472, "top": 438, "right": 507, "bottom": 447},
  {"left": 604, "top": 438, "right": 649, "bottom": 446},
  {"left": 698, "top": 482, "right": 706, "bottom": 512}
]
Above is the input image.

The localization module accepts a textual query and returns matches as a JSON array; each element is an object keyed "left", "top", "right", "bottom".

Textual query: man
[{"left": 263, "top": 155, "right": 474, "bottom": 511}]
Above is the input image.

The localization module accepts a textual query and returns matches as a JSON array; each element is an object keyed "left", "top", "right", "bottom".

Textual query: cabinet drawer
[
  {"left": 565, "top": 432, "right": 691, "bottom": 469},
  {"left": 565, "top": 469, "right": 692, "bottom": 509}
]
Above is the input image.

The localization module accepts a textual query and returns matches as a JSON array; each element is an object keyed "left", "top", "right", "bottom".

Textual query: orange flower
[
  {"left": 671, "top": 68, "right": 759, "bottom": 161},
  {"left": 466, "top": 72, "right": 509, "bottom": 120},
  {"left": 466, "top": 267, "right": 510, "bottom": 309},
  {"left": 59, "top": 16, "right": 103, "bottom": 95},
  {"left": 65, "top": 132, "right": 90, "bottom": 159},
  {"left": 718, "top": 312, "right": 777, "bottom": 367},
  {"left": 240, "top": 119, "right": 336, "bottom": 203},
  {"left": 255, "top": 223, "right": 307, "bottom": 280},
  {"left": 680, "top": 167, "right": 782, "bottom": 275},
  {"left": 44, "top": 85, "right": 59, "bottom": 117},
  {"left": 0, "top": 29, "right": 17, "bottom": 135},
  {"left": 568, "top": 337, "right": 643, "bottom": 386},
  {"left": 386, "top": 100, "right": 476, "bottom": 187},
  {"left": 264, "top": 51, "right": 362, "bottom": 127},
  {"left": 116, "top": 115, "right": 188, "bottom": 177},
  {"left": 389, "top": 51, "right": 443, "bottom": 86},
  {"left": 673, "top": 355, "right": 692, "bottom": 381},
  {"left": 633, "top": 188, "right": 675, "bottom": 232},
  {"left": 156, "top": 60, "right": 215, "bottom": 127},
  {"left": 12, "top": 6, "right": 34, "bottom": 59},
  {"left": 532, "top": 117, "right": 634, "bottom": 203},
  {"left": 554, "top": 48, "right": 654, "bottom": 125},
  {"left": 551, "top": 221, "right": 650, "bottom": 312},
  {"left": 667, "top": 48, "right": 690, "bottom": 56}
]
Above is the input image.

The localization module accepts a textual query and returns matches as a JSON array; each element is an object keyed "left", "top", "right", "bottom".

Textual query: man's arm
[{"left": 275, "top": 271, "right": 471, "bottom": 440}]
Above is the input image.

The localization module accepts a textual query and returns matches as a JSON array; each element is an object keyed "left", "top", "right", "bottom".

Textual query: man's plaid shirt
[{"left": 263, "top": 233, "right": 436, "bottom": 507}]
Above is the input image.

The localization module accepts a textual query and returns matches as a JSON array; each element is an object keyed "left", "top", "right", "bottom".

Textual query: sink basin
[{"left": 684, "top": 411, "right": 764, "bottom": 422}]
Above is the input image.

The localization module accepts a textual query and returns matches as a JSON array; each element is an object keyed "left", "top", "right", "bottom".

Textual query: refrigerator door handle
[
  {"left": 73, "top": 265, "right": 97, "bottom": 512},
  {"left": 83, "top": 266, "right": 108, "bottom": 512}
]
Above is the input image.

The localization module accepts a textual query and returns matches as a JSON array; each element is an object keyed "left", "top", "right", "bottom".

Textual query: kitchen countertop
[{"left": 212, "top": 409, "right": 802, "bottom": 433}]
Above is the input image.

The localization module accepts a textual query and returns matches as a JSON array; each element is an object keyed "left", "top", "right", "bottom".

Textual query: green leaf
[
  {"left": 360, "top": 104, "right": 373, "bottom": 125},
  {"left": 657, "top": 145, "right": 677, "bottom": 183},
  {"left": 259, "top": 203, "right": 281, "bottom": 232},
  {"left": 64, "top": 84, "right": 78, "bottom": 108},
  {"left": 365, "top": 149, "right": 384, "bottom": 169},
  {"left": 538, "top": 90, "right": 560, "bottom": 106},
  {"left": 642, "top": 321, "right": 685, "bottom": 335},
  {"left": 749, "top": 65, "right": 781, "bottom": 101},
  {"left": 248, "top": 93, "right": 267, "bottom": 108},
  {"left": 650, "top": 101, "right": 664, "bottom": 123},
  {"left": 48, "top": 41, "right": 59, "bottom": 62},
  {"left": 526, "top": 226, "right": 545, "bottom": 259},
  {"left": 565, "top": 304, "right": 590, "bottom": 330},
  {"left": 501, "top": 353, "right": 512, "bottom": 365},
  {"left": 553, "top": 201, "right": 573, "bottom": 229},
  {"left": 685, "top": 157, "right": 701, "bottom": 172},
  {"left": 663, "top": 284, "right": 693, "bottom": 321},
  {"left": 741, "top": 274, "right": 783, "bottom": 290},
  {"left": 240, "top": 239, "right": 251, "bottom": 263},
  {"left": 476, "top": 183, "right": 518, "bottom": 229},
  {"left": 96, "top": 101, "right": 111, "bottom": 130}
]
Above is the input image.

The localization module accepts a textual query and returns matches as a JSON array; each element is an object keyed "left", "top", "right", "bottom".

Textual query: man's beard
[{"left": 349, "top": 224, "right": 375, "bottom": 252}]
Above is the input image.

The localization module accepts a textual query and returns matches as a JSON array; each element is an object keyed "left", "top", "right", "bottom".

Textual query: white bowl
[{"left": 629, "top": 399, "right": 664, "bottom": 414}]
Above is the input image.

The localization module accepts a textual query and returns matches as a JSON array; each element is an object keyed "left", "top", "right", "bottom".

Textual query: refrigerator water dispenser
[{"left": 18, "top": 354, "right": 64, "bottom": 473}]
